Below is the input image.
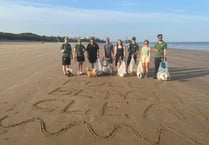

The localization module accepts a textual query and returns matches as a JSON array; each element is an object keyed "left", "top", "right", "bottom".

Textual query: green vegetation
[{"left": 0, "top": 32, "right": 105, "bottom": 43}]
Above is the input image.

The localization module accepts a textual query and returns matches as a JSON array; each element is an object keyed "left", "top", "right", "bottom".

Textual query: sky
[{"left": 0, "top": 0, "right": 209, "bottom": 42}]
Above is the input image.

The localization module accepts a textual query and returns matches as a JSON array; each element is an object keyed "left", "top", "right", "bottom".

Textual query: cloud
[
  {"left": 0, "top": 0, "right": 209, "bottom": 41},
  {"left": 1, "top": 0, "right": 209, "bottom": 25}
]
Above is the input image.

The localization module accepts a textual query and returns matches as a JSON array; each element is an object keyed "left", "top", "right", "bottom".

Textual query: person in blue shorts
[{"left": 103, "top": 37, "right": 114, "bottom": 73}]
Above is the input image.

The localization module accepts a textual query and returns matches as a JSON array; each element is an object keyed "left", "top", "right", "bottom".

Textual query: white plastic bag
[
  {"left": 118, "top": 60, "right": 126, "bottom": 77},
  {"left": 157, "top": 71, "right": 170, "bottom": 81},
  {"left": 102, "top": 59, "right": 111, "bottom": 74},
  {"left": 94, "top": 58, "right": 102, "bottom": 75},
  {"left": 157, "top": 61, "right": 170, "bottom": 81},
  {"left": 136, "top": 61, "right": 143, "bottom": 77},
  {"left": 128, "top": 56, "right": 136, "bottom": 73}
]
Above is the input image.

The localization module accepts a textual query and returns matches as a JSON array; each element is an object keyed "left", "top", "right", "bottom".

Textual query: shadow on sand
[{"left": 168, "top": 67, "right": 209, "bottom": 81}]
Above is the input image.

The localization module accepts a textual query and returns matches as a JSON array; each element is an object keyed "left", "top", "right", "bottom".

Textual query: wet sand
[{"left": 0, "top": 42, "right": 209, "bottom": 145}]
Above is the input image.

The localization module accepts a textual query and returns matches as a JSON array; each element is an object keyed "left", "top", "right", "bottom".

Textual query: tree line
[{"left": 0, "top": 32, "right": 105, "bottom": 43}]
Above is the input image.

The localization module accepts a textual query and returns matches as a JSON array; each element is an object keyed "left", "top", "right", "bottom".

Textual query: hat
[
  {"left": 157, "top": 34, "right": 163, "bottom": 38},
  {"left": 132, "top": 36, "right": 136, "bottom": 40}
]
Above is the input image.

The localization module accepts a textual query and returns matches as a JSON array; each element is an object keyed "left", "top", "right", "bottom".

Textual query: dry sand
[{"left": 0, "top": 42, "right": 209, "bottom": 145}]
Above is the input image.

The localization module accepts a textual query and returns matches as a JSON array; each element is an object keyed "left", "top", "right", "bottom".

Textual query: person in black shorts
[
  {"left": 126, "top": 36, "right": 139, "bottom": 73},
  {"left": 74, "top": 38, "right": 86, "bottom": 75},
  {"left": 60, "top": 37, "right": 72, "bottom": 76},
  {"left": 86, "top": 37, "right": 100, "bottom": 69}
]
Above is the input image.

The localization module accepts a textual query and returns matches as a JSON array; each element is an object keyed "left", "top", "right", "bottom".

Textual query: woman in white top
[{"left": 140, "top": 40, "right": 151, "bottom": 78}]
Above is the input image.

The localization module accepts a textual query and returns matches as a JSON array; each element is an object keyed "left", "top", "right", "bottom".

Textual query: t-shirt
[
  {"left": 104, "top": 43, "right": 113, "bottom": 58},
  {"left": 61, "top": 43, "right": 72, "bottom": 58},
  {"left": 87, "top": 43, "right": 99, "bottom": 58},
  {"left": 129, "top": 43, "right": 139, "bottom": 56},
  {"left": 75, "top": 44, "right": 85, "bottom": 57},
  {"left": 154, "top": 41, "right": 167, "bottom": 58}
]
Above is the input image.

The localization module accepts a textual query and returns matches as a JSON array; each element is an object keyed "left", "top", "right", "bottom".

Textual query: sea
[
  {"left": 138, "top": 42, "right": 209, "bottom": 52},
  {"left": 116, "top": 42, "right": 209, "bottom": 52}
]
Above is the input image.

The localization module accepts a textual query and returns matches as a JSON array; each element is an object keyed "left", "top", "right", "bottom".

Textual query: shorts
[
  {"left": 88, "top": 57, "right": 97, "bottom": 64},
  {"left": 141, "top": 55, "right": 150, "bottom": 63},
  {"left": 77, "top": 56, "right": 85, "bottom": 62},
  {"left": 62, "top": 57, "right": 71, "bottom": 65},
  {"left": 105, "top": 57, "right": 113, "bottom": 64}
]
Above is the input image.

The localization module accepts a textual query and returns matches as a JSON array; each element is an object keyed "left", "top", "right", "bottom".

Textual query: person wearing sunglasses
[
  {"left": 140, "top": 40, "right": 151, "bottom": 78},
  {"left": 153, "top": 34, "right": 167, "bottom": 79}
]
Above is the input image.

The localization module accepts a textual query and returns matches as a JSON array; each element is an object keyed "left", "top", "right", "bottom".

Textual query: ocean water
[
  {"left": 138, "top": 42, "right": 209, "bottom": 52},
  {"left": 113, "top": 42, "right": 209, "bottom": 52}
]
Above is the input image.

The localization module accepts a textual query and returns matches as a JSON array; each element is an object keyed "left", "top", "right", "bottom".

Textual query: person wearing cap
[
  {"left": 153, "top": 34, "right": 167, "bottom": 79},
  {"left": 127, "top": 36, "right": 139, "bottom": 73},
  {"left": 74, "top": 38, "right": 86, "bottom": 75},
  {"left": 60, "top": 37, "right": 72, "bottom": 76},
  {"left": 86, "top": 37, "right": 100, "bottom": 68},
  {"left": 103, "top": 37, "right": 114, "bottom": 73}
]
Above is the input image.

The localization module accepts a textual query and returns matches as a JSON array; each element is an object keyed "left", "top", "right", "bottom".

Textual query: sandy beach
[{"left": 0, "top": 42, "right": 209, "bottom": 145}]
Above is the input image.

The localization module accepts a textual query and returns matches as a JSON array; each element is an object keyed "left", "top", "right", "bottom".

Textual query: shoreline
[{"left": 1, "top": 41, "right": 209, "bottom": 52}]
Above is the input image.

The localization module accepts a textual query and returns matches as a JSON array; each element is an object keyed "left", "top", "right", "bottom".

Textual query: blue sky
[{"left": 0, "top": 0, "right": 209, "bottom": 41}]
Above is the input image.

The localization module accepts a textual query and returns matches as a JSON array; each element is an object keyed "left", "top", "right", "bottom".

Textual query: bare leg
[
  {"left": 79, "top": 62, "right": 82, "bottom": 74},
  {"left": 145, "top": 63, "right": 149, "bottom": 77},
  {"left": 142, "top": 63, "right": 146, "bottom": 75},
  {"left": 66, "top": 65, "right": 69, "bottom": 72},
  {"left": 117, "top": 61, "right": 120, "bottom": 70},
  {"left": 109, "top": 63, "right": 113, "bottom": 74},
  {"left": 62, "top": 65, "right": 67, "bottom": 75},
  {"left": 81, "top": 62, "right": 83, "bottom": 73},
  {"left": 66, "top": 65, "right": 72, "bottom": 74},
  {"left": 77, "top": 62, "right": 80, "bottom": 75}
]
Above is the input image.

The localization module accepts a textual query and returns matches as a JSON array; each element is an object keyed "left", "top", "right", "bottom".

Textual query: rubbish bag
[
  {"left": 102, "top": 59, "right": 111, "bottom": 74},
  {"left": 128, "top": 56, "right": 136, "bottom": 73},
  {"left": 118, "top": 60, "right": 126, "bottom": 77},
  {"left": 158, "top": 61, "right": 168, "bottom": 72},
  {"left": 94, "top": 58, "right": 103, "bottom": 75},
  {"left": 157, "top": 61, "right": 170, "bottom": 81},
  {"left": 136, "top": 61, "right": 143, "bottom": 78}
]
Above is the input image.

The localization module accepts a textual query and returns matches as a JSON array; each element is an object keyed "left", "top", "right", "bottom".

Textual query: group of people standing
[{"left": 60, "top": 34, "right": 167, "bottom": 79}]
